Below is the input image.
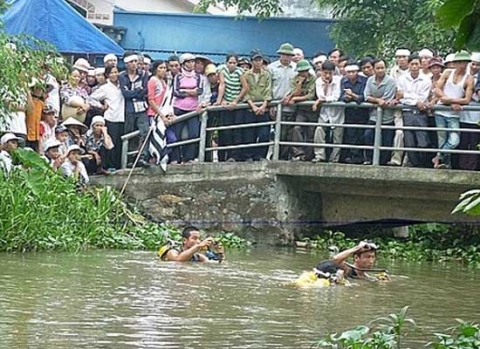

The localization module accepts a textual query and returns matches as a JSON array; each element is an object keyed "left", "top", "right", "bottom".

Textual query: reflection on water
[{"left": 0, "top": 248, "right": 478, "bottom": 348}]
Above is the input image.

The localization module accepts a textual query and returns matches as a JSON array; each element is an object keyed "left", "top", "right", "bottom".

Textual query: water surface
[{"left": 0, "top": 248, "right": 478, "bottom": 348}]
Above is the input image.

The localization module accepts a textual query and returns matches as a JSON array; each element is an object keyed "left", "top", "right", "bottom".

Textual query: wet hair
[
  {"left": 151, "top": 60, "right": 166, "bottom": 74},
  {"left": 372, "top": 58, "right": 387, "bottom": 68},
  {"left": 353, "top": 245, "right": 377, "bottom": 257},
  {"left": 328, "top": 48, "right": 344, "bottom": 57},
  {"left": 167, "top": 55, "right": 180, "bottom": 63},
  {"left": 408, "top": 54, "right": 421, "bottom": 63},
  {"left": 360, "top": 57, "right": 374, "bottom": 68},
  {"left": 104, "top": 65, "right": 117, "bottom": 77},
  {"left": 226, "top": 52, "right": 239, "bottom": 63},
  {"left": 322, "top": 60, "right": 336, "bottom": 71},
  {"left": 182, "top": 226, "right": 200, "bottom": 239}
]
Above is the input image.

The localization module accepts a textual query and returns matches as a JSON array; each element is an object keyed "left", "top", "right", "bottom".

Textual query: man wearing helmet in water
[{"left": 332, "top": 241, "right": 390, "bottom": 280}]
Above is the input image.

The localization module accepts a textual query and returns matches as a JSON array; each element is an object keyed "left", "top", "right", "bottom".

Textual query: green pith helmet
[
  {"left": 277, "top": 43, "right": 295, "bottom": 56},
  {"left": 296, "top": 59, "right": 312, "bottom": 72},
  {"left": 452, "top": 50, "right": 471, "bottom": 62}
]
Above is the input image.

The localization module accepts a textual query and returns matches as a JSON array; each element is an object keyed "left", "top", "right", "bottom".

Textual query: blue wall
[{"left": 113, "top": 11, "right": 334, "bottom": 61}]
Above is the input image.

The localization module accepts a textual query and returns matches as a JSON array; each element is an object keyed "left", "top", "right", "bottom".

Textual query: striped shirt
[{"left": 219, "top": 65, "right": 243, "bottom": 102}]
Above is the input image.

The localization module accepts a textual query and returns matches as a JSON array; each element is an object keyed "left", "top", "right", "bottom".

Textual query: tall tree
[
  {"left": 0, "top": 2, "right": 68, "bottom": 123},
  {"left": 196, "top": 0, "right": 459, "bottom": 58}
]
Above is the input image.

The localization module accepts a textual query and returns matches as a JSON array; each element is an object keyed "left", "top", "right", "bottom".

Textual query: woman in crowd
[
  {"left": 60, "top": 68, "right": 101, "bottom": 123},
  {"left": 172, "top": 53, "right": 204, "bottom": 163},
  {"left": 90, "top": 66, "right": 125, "bottom": 170},
  {"left": 216, "top": 53, "right": 248, "bottom": 162},
  {"left": 85, "top": 115, "right": 114, "bottom": 175},
  {"left": 148, "top": 60, "right": 177, "bottom": 163}
]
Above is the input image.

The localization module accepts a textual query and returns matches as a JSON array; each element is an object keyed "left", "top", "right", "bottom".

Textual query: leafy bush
[
  {"left": 0, "top": 148, "right": 180, "bottom": 252},
  {"left": 314, "top": 306, "right": 415, "bottom": 349},
  {"left": 215, "top": 232, "right": 251, "bottom": 249},
  {"left": 304, "top": 225, "right": 480, "bottom": 267},
  {"left": 428, "top": 320, "right": 480, "bottom": 349}
]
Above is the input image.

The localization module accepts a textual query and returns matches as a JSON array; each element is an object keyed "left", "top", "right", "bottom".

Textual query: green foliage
[
  {"left": 315, "top": 309, "right": 480, "bottom": 349},
  {"left": 0, "top": 148, "right": 180, "bottom": 252},
  {"left": 315, "top": 0, "right": 456, "bottom": 58},
  {"left": 215, "top": 232, "right": 250, "bottom": 249},
  {"left": 427, "top": 320, "right": 480, "bottom": 348},
  {"left": 436, "top": 0, "right": 480, "bottom": 49},
  {"left": 0, "top": 22, "right": 69, "bottom": 123},
  {"left": 314, "top": 307, "right": 415, "bottom": 349},
  {"left": 452, "top": 189, "right": 480, "bottom": 216},
  {"left": 195, "top": 0, "right": 282, "bottom": 18},
  {"left": 305, "top": 224, "right": 480, "bottom": 267}
]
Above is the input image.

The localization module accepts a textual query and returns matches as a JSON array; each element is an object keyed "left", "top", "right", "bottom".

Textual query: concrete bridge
[{"left": 92, "top": 162, "right": 480, "bottom": 244}]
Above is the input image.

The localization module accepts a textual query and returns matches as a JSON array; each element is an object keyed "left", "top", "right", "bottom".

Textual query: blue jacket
[{"left": 119, "top": 69, "right": 149, "bottom": 114}]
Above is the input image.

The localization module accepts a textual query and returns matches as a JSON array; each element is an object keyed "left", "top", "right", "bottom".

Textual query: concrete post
[
  {"left": 198, "top": 110, "right": 208, "bottom": 163},
  {"left": 273, "top": 104, "right": 282, "bottom": 161},
  {"left": 372, "top": 106, "right": 383, "bottom": 166}
]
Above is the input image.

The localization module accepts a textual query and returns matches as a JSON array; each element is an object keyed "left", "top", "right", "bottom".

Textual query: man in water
[
  {"left": 159, "top": 226, "right": 225, "bottom": 262},
  {"left": 332, "top": 241, "right": 388, "bottom": 280}
]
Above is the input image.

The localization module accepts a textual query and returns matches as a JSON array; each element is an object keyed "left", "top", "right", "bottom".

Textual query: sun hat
[
  {"left": 419, "top": 48, "right": 434, "bottom": 58},
  {"left": 179, "top": 53, "right": 196, "bottom": 64},
  {"left": 276, "top": 43, "right": 295, "bottom": 56},
  {"left": 238, "top": 57, "right": 252, "bottom": 68},
  {"left": 470, "top": 52, "right": 480, "bottom": 63},
  {"left": 296, "top": 59, "right": 312, "bottom": 72},
  {"left": 90, "top": 115, "right": 105, "bottom": 128},
  {"left": 250, "top": 49, "right": 264, "bottom": 61},
  {"left": 0, "top": 133, "right": 21, "bottom": 145},
  {"left": 66, "top": 144, "right": 82, "bottom": 156},
  {"left": 95, "top": 67, "right": 105, "bottom": 75},
  {"left": 43, "top": 139, "right": 62, "bottom": 153},
  {"left": 73, "top": 58, "right": 91, "bottom": 72},
  {"left": 205, "top": 64, "right": 217, "bottom": 76},
  {"left": 452, "top": 50, "right": 471, "bottom": 62},
  {"left": 42, "top": 104, "right": 56, "bottom": 114},
  {"left": 195, "top": 55, "right": 213, "bottom": 66},
  {"left": 55, "top": 125, "right": 68, "bottom": 134},
  {"left": 62, "top": 117, "right": 88, "bottom": 133},
  {"left": 444, "top": 53, "right": 455, "bottom": 64},
  {"left": 428, "top": 57, "right": 445, "bottom": 68}
]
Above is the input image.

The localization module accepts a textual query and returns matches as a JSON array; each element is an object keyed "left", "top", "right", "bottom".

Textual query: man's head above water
[
  {"left": 353, "top": 241, "right": 377, "bottom": 270},
  {"left": 182, "top": 226, "right": 202, "bottom": 249}
]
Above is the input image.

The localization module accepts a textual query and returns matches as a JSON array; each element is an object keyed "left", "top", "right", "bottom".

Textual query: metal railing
[{"left": 121, "top": 101, "right": 480, "bottom": 169}]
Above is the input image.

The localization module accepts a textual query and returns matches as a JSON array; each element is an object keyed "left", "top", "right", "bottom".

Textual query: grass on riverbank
[
  {"left": 0, "top": 148, "right": 248, "bottom": 252},
  {"left": 302, "top": 225, "right": 480, "bottom": 267}
]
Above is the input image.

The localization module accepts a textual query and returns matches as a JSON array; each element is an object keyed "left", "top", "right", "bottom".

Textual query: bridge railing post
[
  {"left": 273, "top": 103, "right": 282, "bottom": 161},
  {"left": 121, "top": 137, "right": 129, "bottom": 169},
  {"left": 198, "top": 110, "right": 208, "bottom": 163},
  {"left": 372, "top": 106, "right": 383, "bottom": 166}
]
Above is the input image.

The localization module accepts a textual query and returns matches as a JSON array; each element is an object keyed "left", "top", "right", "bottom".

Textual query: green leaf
[{"left": 437, "top": 0, "right": 476, "bottom": 27}]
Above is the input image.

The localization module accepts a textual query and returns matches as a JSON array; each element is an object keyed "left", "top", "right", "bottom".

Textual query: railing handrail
[{"left": 120, "top": 101, "right": 480, "bottom": 169}]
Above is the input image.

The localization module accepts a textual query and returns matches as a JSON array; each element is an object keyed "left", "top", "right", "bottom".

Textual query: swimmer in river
[{"left": 157, "top": 226, "right": 225, "bottom": 263}]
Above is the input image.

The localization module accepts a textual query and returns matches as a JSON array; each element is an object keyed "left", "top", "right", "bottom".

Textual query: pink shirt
[
  {"left": 147, "top": 76, "right": 167, "bottom": 117},
  {"left": 173, "top": 70, "right": 201, "bottom": 111}
]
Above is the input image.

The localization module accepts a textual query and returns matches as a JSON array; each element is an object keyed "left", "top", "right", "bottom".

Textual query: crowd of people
[{"left": 1, "top": 43, "right": 480, "bottom": 182}]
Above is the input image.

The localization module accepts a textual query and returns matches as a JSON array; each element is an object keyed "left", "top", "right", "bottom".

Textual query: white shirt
[
  {"left": 90, "top": 81, "right": 125, "bottom": 123},
  {"left": 315, "top": 75, "right": 344, "bottom": 124},
  {"left": 397, "top": 73, "right": 432, "bottom": 106},
  {"left": 390, "top": 65, "right": 409, "bottom": 82},
  {"left": 0, "top": 150, "right": 13, "bottom": 173},
  {"left": 0, "top": 111, "right": 27, "bottom": 135},
  {"left": 61, "top": 159, "right": 89, "bottom": 184},
  {"left": 45, "top": 74, "right": 60, "bottom": 115}
]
